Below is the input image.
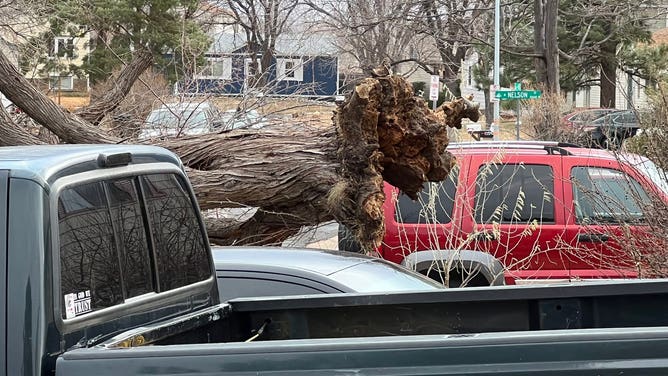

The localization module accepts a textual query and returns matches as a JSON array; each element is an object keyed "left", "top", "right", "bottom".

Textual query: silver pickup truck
[{"left": 2, "top": 144, "right": 668, "bottom": 376}]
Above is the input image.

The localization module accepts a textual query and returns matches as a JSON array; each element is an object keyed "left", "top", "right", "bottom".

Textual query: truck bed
[{"left": 55, "top": 280, "right": 668, "bottom": 375}]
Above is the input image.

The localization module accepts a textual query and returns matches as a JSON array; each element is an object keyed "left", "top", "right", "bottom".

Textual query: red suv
[{"left": 339, "top": 141, "right": 668, "bottom": 286}]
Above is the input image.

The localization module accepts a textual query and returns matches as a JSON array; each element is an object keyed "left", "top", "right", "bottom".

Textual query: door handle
[
  {"left": 471, "top": 231, "right": 497, "bottom": 241},
  {"left": 577, "top": 233, "right": 610, "bottom": 243}
]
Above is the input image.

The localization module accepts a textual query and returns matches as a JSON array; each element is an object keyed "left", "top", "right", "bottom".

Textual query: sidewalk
[{"left": 282, "top": 221, "right": 338, "bottom": 250}]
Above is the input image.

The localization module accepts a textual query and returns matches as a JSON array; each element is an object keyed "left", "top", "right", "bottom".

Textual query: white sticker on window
[{"left": 64, "top": 290, "right": 92, "bottom": 318}]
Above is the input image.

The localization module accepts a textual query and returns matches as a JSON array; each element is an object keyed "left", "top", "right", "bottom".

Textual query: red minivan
[{"left": 340, "top": 141, "right": 668, "bottom": 286}]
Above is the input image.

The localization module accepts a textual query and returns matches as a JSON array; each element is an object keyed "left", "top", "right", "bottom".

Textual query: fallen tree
[{"left": 0, "top": 51, "right": 479, "bottom": 252}]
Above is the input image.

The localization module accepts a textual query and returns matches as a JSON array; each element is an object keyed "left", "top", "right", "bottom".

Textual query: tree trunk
[
  {"left": 0, "top": 46, "right": 480, "bottom": 251},
  {"left": 544, "top": 0, "right": 559, "bottom": 94},
  {"left": 600, "top": 41, "right": 618, "bottom": 108},
  {"left": 534, "top": 0, "right": 560, "bottom": 93},
  {"left": 76, "top": 50, "right": 154, "bottom": 125},
  {"left": 0, "top": 106, "right": 44, "bottom": 146},
  {"left": 0, "top": 51, "right": 117, "bottom": 144}
]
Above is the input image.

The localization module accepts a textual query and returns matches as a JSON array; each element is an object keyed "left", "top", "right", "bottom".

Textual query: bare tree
[
  {"left": 304, "top": 0, "right": 418, "bottom": 71},
  {"left": 222, "top": 0, "right": 301, "bottom": 87}
]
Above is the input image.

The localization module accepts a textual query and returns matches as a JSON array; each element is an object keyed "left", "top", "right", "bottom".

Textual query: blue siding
[{"left": 181, "top": 55, "right": 338, "bottom": 97}]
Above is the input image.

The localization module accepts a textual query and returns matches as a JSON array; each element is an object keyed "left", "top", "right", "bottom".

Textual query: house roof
[{"left": 210, "top": 31, "right": 338, "bottom": 56}]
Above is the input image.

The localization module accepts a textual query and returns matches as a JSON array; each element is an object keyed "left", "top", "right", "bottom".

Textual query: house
[
  {"left": 28, "top": 33, "right": 90, "bottom": 94},
  {"left": 180, "top": 31, "right": 339, "bottom": 98}
]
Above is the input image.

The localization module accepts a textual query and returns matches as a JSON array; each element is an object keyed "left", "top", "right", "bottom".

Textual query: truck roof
[{"left": 0, "top": 144, "right": 181, "bottom": 184}]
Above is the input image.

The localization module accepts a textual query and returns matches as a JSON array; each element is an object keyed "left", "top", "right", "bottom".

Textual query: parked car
[
  {"left": 217, "top": 108, "right": 268, "bottom": 130},
  {"left": 340, "top": 141, "right": 668, "bottom": 287},
  {"left": 138, "top": 101, "right": 222, "bottom": 139},
  {"left": 580, "top": 110, "right": 640, "bottom": 148},
  {"left": 212, "top": 246, "right": 443, "bottom": 301},
  {"left": 562, "top": 108, "right": 619, "bottom": 128}
]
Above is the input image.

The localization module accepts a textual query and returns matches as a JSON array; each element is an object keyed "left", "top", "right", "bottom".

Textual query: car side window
[
  {"left": 474, "top": 164, "right": 555, "bottom": 224},
  {"left": 395, "top": 165, "right": 458, "bottom": 224},
  {"left": 58, "top": 173, "right": 211, "bottom": 320},
  {"left": 142, "top": 174, "right": 211, "bottom": 291},
  {"left": 571, "top": 167, "right": 650, "bottom": 224}
]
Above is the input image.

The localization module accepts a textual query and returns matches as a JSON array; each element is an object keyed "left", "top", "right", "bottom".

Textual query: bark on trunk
[
  {"left": 76, "top": 50, "right": 154, "bottom": 125},
  {"left": 0, "top": 106, "right": 44, "bottom": 146},
  {"left": 534, "top": 0, "right": 560, "bottom": 93},
  {"left": 544, "top": 0, "right": 559, "bottom": 94},
  {"left": 600, "top": 41, "right": 618, "bottom": 108}
]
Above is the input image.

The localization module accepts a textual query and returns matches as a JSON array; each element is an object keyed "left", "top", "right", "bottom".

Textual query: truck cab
[{"left": 0, "top": 145, "right": 218, "bottom": 375}]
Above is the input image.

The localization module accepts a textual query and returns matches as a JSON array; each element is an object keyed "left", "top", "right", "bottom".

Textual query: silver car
[{"left": 139, "top": 101, "right": 222, "bottom": 139}]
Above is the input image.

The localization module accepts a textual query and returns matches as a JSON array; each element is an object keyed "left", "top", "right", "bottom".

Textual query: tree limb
[{"left": 75, "top": 49, "right": 154, "bottom": 125}]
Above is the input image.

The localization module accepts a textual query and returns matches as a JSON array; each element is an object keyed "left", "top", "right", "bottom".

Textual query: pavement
[
  {"left": 282, "top": 221, "right": 339, "bottom": 250},
  {"left": 206, "top": 208, "right": 339, "bottom": 250}
]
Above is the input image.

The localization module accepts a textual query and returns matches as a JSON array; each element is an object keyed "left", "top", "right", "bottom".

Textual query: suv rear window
[
  {"left": 474, "top": 164, "right": 555, "bottom": 223},
  {"left": 395, "top": 166, "right": 458, "bottom": 224},
  {"left": 58, "top": 173, "right": 210, "bottom": 319}
]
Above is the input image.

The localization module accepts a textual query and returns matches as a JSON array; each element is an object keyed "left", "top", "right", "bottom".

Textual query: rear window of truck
[{"left": 58, "top": 173, "right": 210, "bottom": 319}]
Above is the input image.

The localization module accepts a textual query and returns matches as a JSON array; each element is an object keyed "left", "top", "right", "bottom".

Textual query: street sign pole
[
  {"left": 516, "top": 98, "right": 521, "bottom": 141},
  {"left": 515, "top": 82, "right": 521, "bottom": 140},
  {"left": 493, "top": 0, "right": 500, "bottom": 141}
]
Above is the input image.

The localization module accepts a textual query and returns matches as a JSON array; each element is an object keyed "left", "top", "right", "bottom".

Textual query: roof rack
[{"left": 447, "top": 141, "right": 582, "bottom": 156}]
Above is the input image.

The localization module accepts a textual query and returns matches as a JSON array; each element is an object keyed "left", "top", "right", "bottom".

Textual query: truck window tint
[
  {"left": 106, "top": 178, "right": 153, "bottom": 298},
  {"left": 395, "top": 166, "right": 458, "bottom": 224},
  {"left": 571, "top": 167, "right": 650, "bottom": 223},
  {"left": 59, "top": 182, "right": 123, "bottom": 317},
  {"left": 474, "top": 164, "right": 554, "bottom": 223},
  {"left": 142, "top": 174, "right": 210, "bottom": 291}
]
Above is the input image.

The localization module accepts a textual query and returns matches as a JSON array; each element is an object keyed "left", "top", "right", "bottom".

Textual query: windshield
[
  {"left": 146, "top": 108, "right": 208, "bottom": 129},
  {"left": 330, "top": 260, "right": 443, "bottom": 292}
]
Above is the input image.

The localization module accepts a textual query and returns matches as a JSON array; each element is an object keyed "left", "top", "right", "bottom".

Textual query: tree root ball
[{"left": 332, "top": 73, "right": 477, "bottom": 252}]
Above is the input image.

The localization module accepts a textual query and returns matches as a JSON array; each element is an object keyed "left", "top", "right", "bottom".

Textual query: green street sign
[{"left": 495, "top": 90, "right": 542, "bottom": 100}]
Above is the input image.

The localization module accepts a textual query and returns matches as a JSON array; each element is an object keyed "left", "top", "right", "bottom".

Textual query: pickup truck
[{"left": 5, "top": 144, "right": 668, "bottom": 375}]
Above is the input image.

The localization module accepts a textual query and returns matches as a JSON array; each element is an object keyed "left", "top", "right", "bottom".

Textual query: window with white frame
[
  {"left": 278, "top": 58, "right": 303, "bottom": 81},
  {"left": 50, "top": 37, "right": 76, "bottom": 59},
  {"left": 244, "top": 58, "right": 262, "bottom": 77},
  {"left": 198, "top": 57, "right": 232, "bottom": 79},
  {"left": 50, "top": 75, "right": 74, "bottom": 90}
]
